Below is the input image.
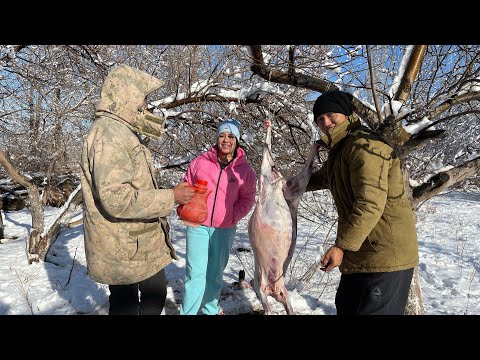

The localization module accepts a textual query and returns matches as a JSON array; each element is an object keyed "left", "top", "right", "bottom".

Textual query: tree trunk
[
  {"left": 25, "top": 183, "right": 44, "bottom": 264},
  {"left": 405, "top": 267, "right": 425, "bottom": 315},
  {"left": 42, "top": 157, "right": 57, "bottom": 207},
  {"left": 403, "top": 167, "right": 425, "bottom": 314},
  {"left": 0, "top": 149, "right": 45, "bottom": 264}
]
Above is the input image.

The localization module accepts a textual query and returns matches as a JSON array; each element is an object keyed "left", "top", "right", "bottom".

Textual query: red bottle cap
[{"left": 196, "top": 180, "right": 208, "bottom": 186}]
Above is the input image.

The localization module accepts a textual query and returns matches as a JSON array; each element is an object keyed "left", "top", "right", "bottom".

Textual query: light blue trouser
[{"left": 179, "top": 225, "right": 236, "bottom": 315}]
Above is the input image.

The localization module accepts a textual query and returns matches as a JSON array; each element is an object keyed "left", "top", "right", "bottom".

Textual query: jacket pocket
[
  {"left": 126, "top": 224, "right": 159, "bottom": 261},
  {"left": 360, "top": 236, "right": 379, "bottom": 253}
]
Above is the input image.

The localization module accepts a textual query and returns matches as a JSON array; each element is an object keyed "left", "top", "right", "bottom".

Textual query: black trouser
[
  {"left": 335, "top": 267, "right": 414, "bottom": 315},
  {"left": 108, "top": 268, "right": 167, "bottom": 315}
]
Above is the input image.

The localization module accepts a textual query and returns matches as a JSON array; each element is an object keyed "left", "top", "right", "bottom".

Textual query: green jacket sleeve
[
  {"left": 336, "top": 141, "right": 391, "bottom": 251},
  {"left": 91, "top": 135, "right": 174, "bottom": 220}
]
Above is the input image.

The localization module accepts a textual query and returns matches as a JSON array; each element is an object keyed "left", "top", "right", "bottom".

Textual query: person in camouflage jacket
[
  {"left": 305, "top": 90, "right": 419, "bottom": 315},
  {"left": 80, "top": 65, "right": 194, "bottom": 315}
]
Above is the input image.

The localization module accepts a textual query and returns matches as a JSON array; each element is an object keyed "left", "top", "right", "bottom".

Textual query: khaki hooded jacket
[
  {"left": 307, "top": 119, "right": 419, "bottom": 273},
  {"left": 80, "top": 65, "right": 177, "bottom": 285}
]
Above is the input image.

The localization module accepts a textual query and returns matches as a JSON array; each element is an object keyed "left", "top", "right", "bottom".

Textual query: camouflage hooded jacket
[
  {"left": 80, "top": 65, "right": 177, "bottom": 285},
  {"left": 306, "top": 119, "right": 419, "bottom": 273}
]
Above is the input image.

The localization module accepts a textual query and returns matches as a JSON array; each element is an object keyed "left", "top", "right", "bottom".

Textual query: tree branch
[
  {"left": 0, "top": 45, "right": 27, "bottom": 64},
  {"left": 248, "top": 45, "right": 380, "bottom": 128},
  {"left": 412, "top": 156, "right": 480, "bottom": 206},
  {"left": 366, "top": 45, "right": 383, "bottom": 124},
  {"left": 419, "top": 92, "right": 480, "bottom": 123},
  {"left": 43, "top": 185, "right": 83, "bottom": 261},
  {"left": 160, "top": 93, "right": 261, "bottom": 109},
  {"left": 394, "top": 45, "right": 428, "bottom": 104}
]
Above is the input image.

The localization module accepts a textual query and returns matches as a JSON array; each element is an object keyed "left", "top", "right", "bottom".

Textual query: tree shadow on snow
[{"left": 45, "top": 223, "right": 109, "bottom": 315}]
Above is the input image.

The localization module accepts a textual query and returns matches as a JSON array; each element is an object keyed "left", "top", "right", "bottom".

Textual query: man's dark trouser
[
  {"left": 335, "top": 267, "right": 414, "bottom": 315},
  {"left": 108, "top": 268, "right": 167, "bottom": 315}
]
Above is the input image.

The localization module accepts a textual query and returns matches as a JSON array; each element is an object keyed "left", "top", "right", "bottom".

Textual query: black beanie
[{"left": 313, "top": 90, "right": 354, "bottom": 121}]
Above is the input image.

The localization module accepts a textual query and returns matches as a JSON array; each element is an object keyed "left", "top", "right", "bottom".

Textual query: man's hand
[
  {"left": 173, "top": 182, "right": 195, "bottom": 204},
  {"left": 320, "top": 245, "right": 344, "bottom": 272}
]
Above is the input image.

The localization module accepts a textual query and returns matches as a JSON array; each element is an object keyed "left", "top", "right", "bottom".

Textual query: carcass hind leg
[
  {"left": 284, "top": 295, "right": 294, "bottom": 315},
  {"left": 259, "top": 291, "right": 271, "bottom": 315},
  {"left": 276, "top": 287, "right": 294, "bottom": 315},
  {"left": 253, "top": 276, "right": 271, "bottom": 315}
]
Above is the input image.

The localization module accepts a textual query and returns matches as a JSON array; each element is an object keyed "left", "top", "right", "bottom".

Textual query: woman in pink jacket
[{"left": 179, "top": 119, "right": 257, "bottom": 315}]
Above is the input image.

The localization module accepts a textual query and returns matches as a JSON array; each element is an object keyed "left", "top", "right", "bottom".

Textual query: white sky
[{"left": 1, "top": 190, "right": 479, "bottom": 315}]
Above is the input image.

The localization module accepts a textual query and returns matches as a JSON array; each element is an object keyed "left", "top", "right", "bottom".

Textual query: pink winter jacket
[{"left": 183, "top": 146, "right": 257, "bottom": 228}]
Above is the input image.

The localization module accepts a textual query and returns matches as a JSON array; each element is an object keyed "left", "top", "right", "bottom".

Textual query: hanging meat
[{"left": 248, "top": 119, "right": 319, "bottom": 314}]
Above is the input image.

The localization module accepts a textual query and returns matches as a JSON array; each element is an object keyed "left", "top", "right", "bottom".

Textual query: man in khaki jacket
[
  {"left": 305, "top": 90, "right": 419, "bottom": 315},
  {"left": 80, "top": 65, "right": 194, "bottom": 315}
]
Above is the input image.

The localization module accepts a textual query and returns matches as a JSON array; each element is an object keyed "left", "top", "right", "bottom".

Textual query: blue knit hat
[{"left": 216, "top": 118, "right": 241, "bottom": 142}]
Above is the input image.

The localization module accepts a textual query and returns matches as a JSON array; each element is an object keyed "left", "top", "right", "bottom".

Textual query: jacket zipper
[{"left": 210, "top": 167, "right": 225, "bottom": 227}]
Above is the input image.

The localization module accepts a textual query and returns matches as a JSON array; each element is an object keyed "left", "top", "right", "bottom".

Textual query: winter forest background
[{"left": 0, "top": 45, "right": 479, "bottom": 315}]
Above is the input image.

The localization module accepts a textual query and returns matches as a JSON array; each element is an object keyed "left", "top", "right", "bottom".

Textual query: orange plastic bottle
[{"left": 176, "top": 180, "right": 212, "bottom": 227}]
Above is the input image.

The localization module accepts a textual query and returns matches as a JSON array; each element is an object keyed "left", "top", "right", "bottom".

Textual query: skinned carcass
[{"left": 248, "top": 120, "right": 320, "bottom": 315}]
